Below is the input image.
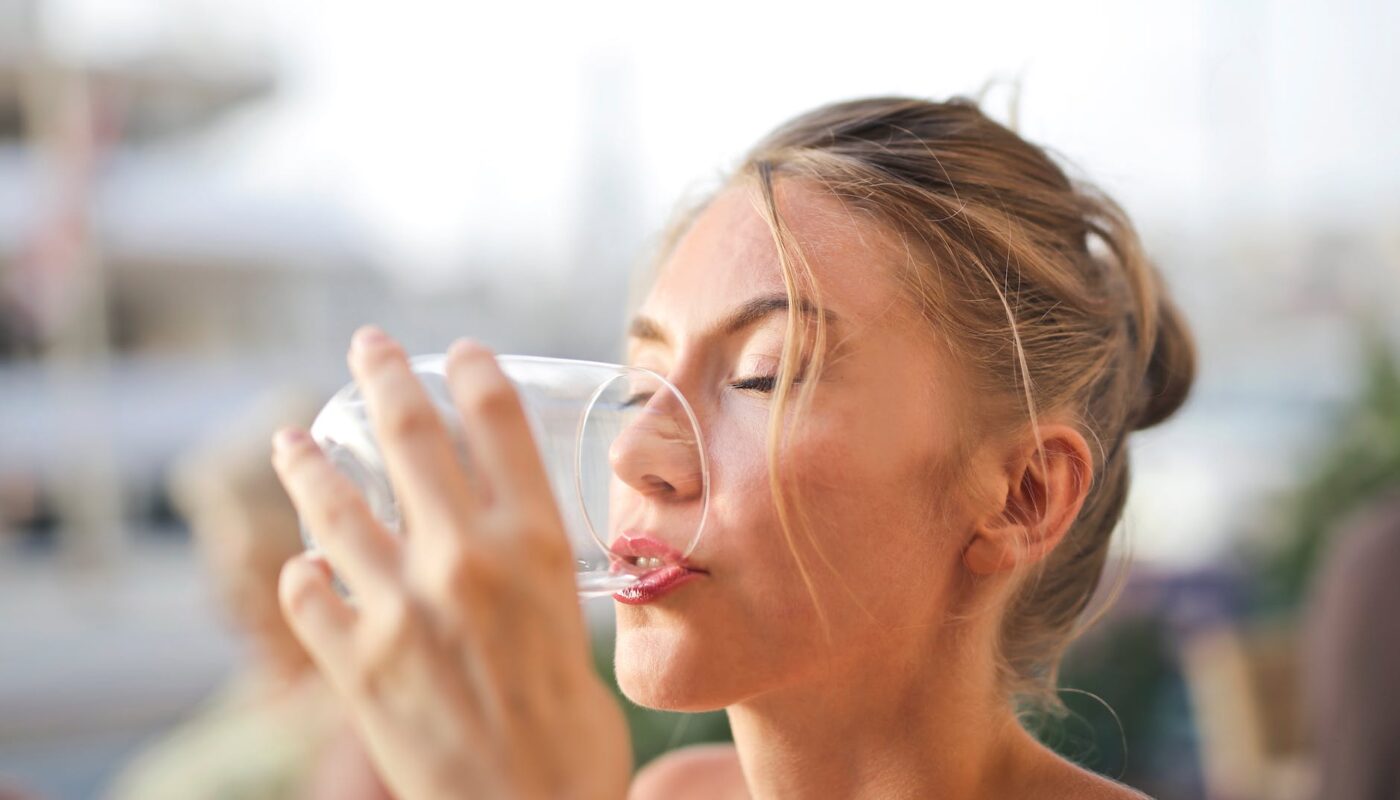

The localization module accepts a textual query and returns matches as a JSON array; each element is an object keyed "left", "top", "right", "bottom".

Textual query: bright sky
[{"left": 36, "top": 0, "right": 1400, "bottom": 286}]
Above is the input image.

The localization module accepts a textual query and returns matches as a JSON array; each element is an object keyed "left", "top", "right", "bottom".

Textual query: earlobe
[
  {"left": 963, "top": 532, "right": 1013, "bottom": 576},
  {"left": 962, "top": 489, "right": 1035, "bottom": 577},
  {"left": 961, "top": 421, "right": 1094, "bottom": 577}
]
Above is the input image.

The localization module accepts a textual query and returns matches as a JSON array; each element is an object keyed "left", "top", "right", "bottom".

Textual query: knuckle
[
  {"left": 430, "top": 547, "right": 509, "bottom": 603},
  {"left": 346, "top": 659, "right": 386, "bottom": 701},
  {"left": 462, "top": 377, "right": 519, "bottom": 420},
  {"left": 279, "top": 562, "right": 323, "bottom": 618},
  {"left": 310, "top": 482, "right": 362, "bottom": 532},
  {"left": 504, "top": 509, "right": 571, "bottom": 564},
  {"left": 376, "top": 594, "right": 419, "bottom": 646},
  {"left": 354, "top": 595, "right": 419, "bottom": 689},
  {"left": 382, "top": 401, "right": 441, "bottom": 441}
]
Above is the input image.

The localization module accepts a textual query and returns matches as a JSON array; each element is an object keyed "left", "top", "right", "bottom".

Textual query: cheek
[
  {"left": 773, "top": 409, "right": 964, "bottom": 622},
  {"left": 700, "top": 411, "right": 792, "bottom": 570},
  {"left": 704, "top": 393, "right": 952, "bottom": 593},
  {"left": 689, "top": 395, "right": 775, "bottom": 533},
  {"left": 611, "top": 393, "right": 965, "bottom": 707}
]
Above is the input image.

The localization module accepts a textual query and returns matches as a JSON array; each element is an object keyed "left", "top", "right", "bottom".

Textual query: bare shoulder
[
  {"left": 629, "top": 743, "right": 748, "bottom": 800},
  {"left": 1033, "top": 755, "right": 1153, "bottom": 800}
]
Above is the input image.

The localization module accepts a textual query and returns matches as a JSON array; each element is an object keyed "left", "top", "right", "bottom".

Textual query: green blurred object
[
  {"left": 1027, "top": 615, "right": 1199, "bottom": 799},
  {"left": 1256, "top": 324, "right": 1400, "bottom": 613},
  {"left": 591, "top": 633, "right": 732, "bottom": 769},
  {"left": 1030, "top": 618, "right": 1171, "bottom": 777}
]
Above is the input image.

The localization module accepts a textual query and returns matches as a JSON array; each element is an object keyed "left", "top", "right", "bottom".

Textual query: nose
[{"left": 607, "top": 390, "right": 705, "bottom": 503}]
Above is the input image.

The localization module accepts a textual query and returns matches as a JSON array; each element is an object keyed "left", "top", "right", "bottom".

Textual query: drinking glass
[{"left": 301, "top": 354, "right": 709, "bottom": 598}]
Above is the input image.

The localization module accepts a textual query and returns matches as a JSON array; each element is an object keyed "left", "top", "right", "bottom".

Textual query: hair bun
[{"left": 1132, "top": 293, "right": 1196, "bottom": 431}]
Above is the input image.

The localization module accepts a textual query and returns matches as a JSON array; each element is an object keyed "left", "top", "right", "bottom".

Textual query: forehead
[{"left": 641, "top": 179, "right": 910, "bottom": 335}]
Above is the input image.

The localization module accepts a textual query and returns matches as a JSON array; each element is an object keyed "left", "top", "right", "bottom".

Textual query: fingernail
[
  {"left": 273, "top": 427, "right": 310, "bottom": 451},
  {"left": 353, "top": 325, "right": 389, "bottom": 352}
]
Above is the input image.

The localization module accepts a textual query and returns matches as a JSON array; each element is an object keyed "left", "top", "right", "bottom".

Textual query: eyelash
[
  {"left": 621, "top": 374, "right": 793, "bottom": 407},
  {"left": 731, "top": 374, "right": 779, "bottom": 394}
]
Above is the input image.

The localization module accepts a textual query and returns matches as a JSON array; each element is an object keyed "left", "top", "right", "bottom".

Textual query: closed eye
[{"left": 730, "top": 375, "right": 782, "bottom": 393}]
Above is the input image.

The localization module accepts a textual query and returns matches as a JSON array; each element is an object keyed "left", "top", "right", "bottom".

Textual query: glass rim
[
  {"left": 574, "top": 364, "right": 710, "bottom": 564},
  {"left": 406, "top": 352, "right": 711, "bottom": 566}
]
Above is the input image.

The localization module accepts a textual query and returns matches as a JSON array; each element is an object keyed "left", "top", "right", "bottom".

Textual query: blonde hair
[{"left": 640, "top": 96, "right": 1196, "bottom": 712}]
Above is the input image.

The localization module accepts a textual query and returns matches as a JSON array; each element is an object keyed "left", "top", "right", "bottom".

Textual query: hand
[{"left": 272, "top": 327, "right": 633, "bottom": 799}]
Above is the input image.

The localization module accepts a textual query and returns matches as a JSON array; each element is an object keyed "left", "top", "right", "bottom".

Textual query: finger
[
  {"left": 445, "top": 339, "right": 553, "bottom": 512},
  {"left": 347, "top": 326, "right": 481, "bottom": 541},
  {"left": 272, "top": 426, "right": 403, "bottom": 603},
  {"left": 279, "top": 552, "right": 356, "bottom": 676}
]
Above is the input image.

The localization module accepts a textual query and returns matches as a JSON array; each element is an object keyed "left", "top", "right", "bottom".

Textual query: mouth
[{"left": 609, "top": 531, "right": 707, "bottom": 604}]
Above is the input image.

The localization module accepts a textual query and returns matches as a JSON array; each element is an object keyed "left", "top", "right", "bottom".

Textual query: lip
[
  {"left": 608, "top": 531, "right": 702, "bottom": 567},
  {"left": 613, "top": 565, "right": 703, "bottom": 605},
  {"left": 609, "top": 531, "right": 706, "bottom": 604}
]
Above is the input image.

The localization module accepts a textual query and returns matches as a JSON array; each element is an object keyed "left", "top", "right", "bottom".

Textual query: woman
[{"left": 270, "top": 96, "right": 1194, "bottom": 798}]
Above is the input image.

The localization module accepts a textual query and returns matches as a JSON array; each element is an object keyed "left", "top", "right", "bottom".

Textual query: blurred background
[{"left": 1, "top": 1, "right": 1397, "bottom": 798}]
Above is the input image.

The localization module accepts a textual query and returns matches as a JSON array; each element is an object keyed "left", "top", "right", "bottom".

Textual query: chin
[{"left": 614, "top": 619, "right": 734, "bottom": 712}]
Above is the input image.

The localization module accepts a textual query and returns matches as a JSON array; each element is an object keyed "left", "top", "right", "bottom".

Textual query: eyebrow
[{"left": 627, "top": 293, "right": 839, "bottom": 347}]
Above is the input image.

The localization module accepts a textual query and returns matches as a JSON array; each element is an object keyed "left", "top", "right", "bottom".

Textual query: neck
[{"left": 725, "top": 623, "right": 1034, "bottom": 799}]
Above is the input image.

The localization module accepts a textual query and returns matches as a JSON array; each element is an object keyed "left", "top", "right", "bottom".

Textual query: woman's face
[{"left": 612, "top": 178, "right": 986, "bottom": 710}]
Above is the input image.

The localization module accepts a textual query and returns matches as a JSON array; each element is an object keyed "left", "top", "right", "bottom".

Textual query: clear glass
[{"left": 301, "top": 354, "right": 709, "bottom": 598}]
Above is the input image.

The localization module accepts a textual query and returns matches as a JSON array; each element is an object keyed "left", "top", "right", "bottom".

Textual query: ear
[{"left": 963, "top": 422, "right": 1094, "bottom": 576}]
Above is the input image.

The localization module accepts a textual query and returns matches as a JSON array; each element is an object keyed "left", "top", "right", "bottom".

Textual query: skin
[
  {"left": 272, "top": 178, "right": 1145, "bottom": 798},
  {"left": 613, "top": 179, "right": 1142, "bottom": 799},
  {"left": 273, "top": 331, "right": 632, "bottom": 799}
]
